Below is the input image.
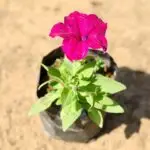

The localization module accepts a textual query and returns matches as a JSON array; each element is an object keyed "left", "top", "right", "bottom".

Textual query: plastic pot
[{"left": 37, "top": 47, "right": 117, "bottom": 142}]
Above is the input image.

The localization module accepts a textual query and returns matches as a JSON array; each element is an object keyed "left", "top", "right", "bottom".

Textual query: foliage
[{"left": 29, "top": 56, "right": 126, "bottom": 131}]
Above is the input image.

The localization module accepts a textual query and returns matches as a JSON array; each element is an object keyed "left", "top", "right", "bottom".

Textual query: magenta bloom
[{"left": 49, "top": 11, "right": 107, "bottom": 61}]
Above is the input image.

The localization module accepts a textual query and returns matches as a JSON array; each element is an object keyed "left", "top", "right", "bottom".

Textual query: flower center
[{"left": 81, "top": 35, "right": 88, "bottom": 41}]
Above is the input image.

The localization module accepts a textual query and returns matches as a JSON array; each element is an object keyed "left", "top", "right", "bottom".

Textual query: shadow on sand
[{"left": 98, "top": 67, "right": 150, "bottom": 139}]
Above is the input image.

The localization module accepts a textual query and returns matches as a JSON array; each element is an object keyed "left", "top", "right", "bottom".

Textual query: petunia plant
[{"left": 29, "top": 11, "right": 126, "bottom": 132}]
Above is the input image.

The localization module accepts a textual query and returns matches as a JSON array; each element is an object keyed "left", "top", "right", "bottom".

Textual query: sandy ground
[{"left": 0, "top": 0, "right": 150, "bottom": 149}]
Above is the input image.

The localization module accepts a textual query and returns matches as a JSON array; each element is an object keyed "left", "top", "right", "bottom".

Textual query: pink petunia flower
[{"left": 49, "top": 11, "right": 107, "bottom": 61}]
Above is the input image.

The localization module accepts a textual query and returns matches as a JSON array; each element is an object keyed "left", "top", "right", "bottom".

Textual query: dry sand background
[{"left": 0, "top": 0, "right": 150, "bottom": 149}]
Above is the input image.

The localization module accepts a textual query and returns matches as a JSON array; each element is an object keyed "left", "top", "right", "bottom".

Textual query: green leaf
[
  {"left": 48, "top": 67, "right": 64, "bottom": 84},
  {"left": 56, "top": 98, "right": 62, "bottom": 105},
  {"left": 77, "top": 61, "right": 96, "bottom": 78},
  {"left": 88, "top": 108, "right": 103, "bottom": 128},
  {"left": 94, "top": 95, "right": 114, "bottom": 105},
  {"left": 59, "top": 58, "right": 82, "bottom": 82},
  {"left": 49, "top": 67, "right": 61, "bottom": 78},
  {"left": 50, "top": 82, "right": 63, "bottom": 90},
  {"left": 103, "top": 104, "right": 124, "bottom": 113},
  {"left": 85, "top": 94, "right": 103, "bottom": 110},
  {"left": 96, "top": 58, "right": 104, "bottom": 68},
  {"left": 79, "top": 79, "right": 91, "bottom": 87},
  {"left": 28, "top": 91, "right": 60, "bottom": 116},
  {"left": 63, "top": 57, "right": 81, "bottom": 74},
  {"left": 41, "top": 64, "right": 49, "bottom": 72},
  {"left": 78, "top": 84, "right": 99, "bottom": 95},
  {"left": 61, "top": 87, "right": 77, "bottom": 107},
  {"left": 86, "top": 96, "right": 93, "bottom": 106},
  {"left": 38, "top": 80, "right": 50, "bottom": 90},
  {"left": 92, "top": 97, "right": 124, "bottom": 113},
  {"left": 60, "top": 101, "right": 82, "bottom": 131},
  {"left": 72, "top": 61, "right": 82, "bottom": 75},
  {"left": 86, "top": 94, "right": 95, "bottom": 109},
  {"left": 63, "top": 57, "right": 73, "bottom": 71},
  {"left": 59, "top": 58, "right": 73, "bottom": 82},
  {"left": 93, "top": 74, "right": 126, "bottom": 94},
  {"left": 78, "top": 84, "right": 97, "bottom": 97}
]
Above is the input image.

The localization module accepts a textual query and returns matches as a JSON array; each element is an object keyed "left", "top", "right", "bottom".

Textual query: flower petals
[
  {"left": 88, "top": 30, "right": 108, "bottom": 50},
  {"left": 64, "top": 11, "right": 80, "bottom": 38},
  {"left": 62, "top": 38, "right": 88, "bottom": 61},
  {"left": 76, "top": 13, "right": 89, "bottom": 36},
  {"left": 99, "top": 36, "right": 108, "bottom": 51},
  {"left": 62, "top": 38, "right": 78, "bottom": 61},
  {"left": 49, "top": 23, "right": 70, "bottom": 38},
  {"left": 87, "top": 14, "right": 107, "bottom": 35},
  {"left": 75, "top": 41, "right": 89, "bottom": 60},
  {"left": 49, "top": 11, "right": 108, "bottom": 60}
]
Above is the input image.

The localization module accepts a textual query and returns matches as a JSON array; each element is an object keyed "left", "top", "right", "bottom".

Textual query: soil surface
[{"left": 0, "top": 0, "right": 150, "bottom": 150}]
